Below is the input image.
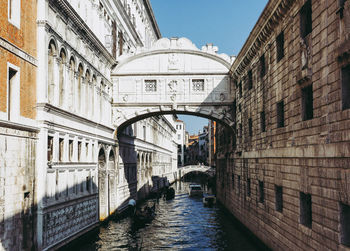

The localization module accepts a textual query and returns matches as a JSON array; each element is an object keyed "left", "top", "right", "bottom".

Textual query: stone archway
[{"left": 111, "top": 37, "right": 236, "bottom": 133}]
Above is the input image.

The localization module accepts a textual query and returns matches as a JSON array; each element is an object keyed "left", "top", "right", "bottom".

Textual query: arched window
[
  {"left": 77, "top": 63, "right": 84, "bottom": 113},
  {"left": 91, "top": 75, "right": 96, "bottom": 119},
  {"left": 85, "top": 70, "right": 90, "bottom": 116},
  {"left": 100, "top": 80, "right": 104, "bottom": 122},
  {"left": 68, "top": 57, "right": 75, "bottom": 110},
  {"left": 48, "top": 40, "right": 57, "bottom": 103},
  {"left": 59, "top": 49, "right": 66, "bottom": 107}
]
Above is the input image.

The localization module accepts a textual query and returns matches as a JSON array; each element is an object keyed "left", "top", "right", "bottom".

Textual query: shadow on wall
[{"left": 117, "top": 124, "right": 172, "bottom": 210}]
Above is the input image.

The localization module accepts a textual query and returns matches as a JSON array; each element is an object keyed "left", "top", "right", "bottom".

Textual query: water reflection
[{"left": 72, "top": 181, "right": 265, "bottom": 251}]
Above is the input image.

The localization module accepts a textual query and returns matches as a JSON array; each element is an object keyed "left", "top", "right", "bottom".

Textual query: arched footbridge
[
  {"left": 177, "top": 165, "right": 216, "bottom": 179},
  {"left": 111, "top": 37, "right": 236, "bottom": 133}
]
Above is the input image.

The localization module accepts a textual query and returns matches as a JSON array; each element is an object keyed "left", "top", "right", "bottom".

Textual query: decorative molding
[{"left": 0, "top": 37, "right": 37, "bottom": 66}]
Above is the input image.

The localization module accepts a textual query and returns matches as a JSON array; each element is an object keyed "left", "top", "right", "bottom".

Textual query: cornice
[
  {"left": 37, "top": 103, "right": 115, "bottom": 133},
  {"left": 112, "top": 0, "right": 143, "bottom": 46},
  {"left": 230, "top": 0, "right": 294, "bottom": 79},
  {"left": 50, "top": 0, "right": 116, "bottom": 66},
  {"left": 143, "top": 0, "right": 161, "bottom": 39},
  {"left": 115, "top": 49, "right": 231, "bottom": 71}
]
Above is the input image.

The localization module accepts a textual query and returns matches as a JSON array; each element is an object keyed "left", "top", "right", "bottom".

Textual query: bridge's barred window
[
  {"left": 145, "top": 80, "right": 157, "bottom": 92},
  {"left": 276, "top": 31, "right": 284, "bottom": 62},
  {"left": 340, "top": 202, "right": 350, "bottom": 247},
  {"left": 192, "top": 79, "right": 204, "bottom": 91},
  {"left": 259, "top": 181, "right": 264, "bottom": 203},
  {"left": 302, "top": 84, "right": 313, "bottom": 120},
  {"left": 277, "top": 101, "right": 285, "bottom": 128},
  {"left": 275, "top": 185, "right": 283, "bottom": 212},
  {"left": 300, "top": 0, "right": 312, "bottom": 39},
  {"left": 342, "top": 65, "right": 350, "bottom": 110},
  {"left": 47, "top": 136, "right": 53, "bottom": 162},
  {"left": 300, "top": 192, "right": 312, "bottom": 228},
  {"left": 247, "top": 178, "right": 251, "bottom": 197},
  {"left": 260, "top": 111, "right": 266, "bottom": 132}
]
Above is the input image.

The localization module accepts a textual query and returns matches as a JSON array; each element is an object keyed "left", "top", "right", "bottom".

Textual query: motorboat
[
  {"left": 203, "top": 195, "right": 216, "bottom": 206},
  {"left": 189, "top": 184, "right": 203, "bottom": 197}
]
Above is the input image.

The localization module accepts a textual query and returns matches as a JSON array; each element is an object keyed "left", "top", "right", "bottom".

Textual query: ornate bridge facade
[{"left": 111, "top": 37, "right": 235, "bottom": 132}]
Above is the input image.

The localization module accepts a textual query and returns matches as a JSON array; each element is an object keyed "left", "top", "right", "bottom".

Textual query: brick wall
[{"left": 216, "top": 0, "right": 350, "bottom": 250}]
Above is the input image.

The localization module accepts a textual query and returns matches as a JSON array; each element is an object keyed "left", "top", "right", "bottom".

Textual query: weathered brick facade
[
  {"left": 0, "top": 0, "right": 37, "bottom": 250},
  {"left": 216, "top": 0, "right": 350, "bottom": 250}
]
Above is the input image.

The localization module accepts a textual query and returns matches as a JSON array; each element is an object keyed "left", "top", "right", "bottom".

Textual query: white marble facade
[{"left": 35, "top": 0, "right": 165, "bottom": 250}]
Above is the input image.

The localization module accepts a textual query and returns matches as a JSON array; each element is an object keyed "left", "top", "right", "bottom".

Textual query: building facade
[
  {"left": 0, "top": 0, "right": 38, "bottom": 250},
  {"left": 216, "top": 0, "right": 350, "bottom": 250},
  {"left": 175, "top": 119, "right": 186, "bottom": 166},
  {"left": 118, "top": 115, "right": 177, "bottom": 205},
  {"left": 33, "top": 0, "right": 169, "bottom": 250}
]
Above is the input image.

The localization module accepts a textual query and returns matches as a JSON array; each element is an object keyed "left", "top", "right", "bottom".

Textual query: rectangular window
[
  {"left": 143, "top": 125, "right": 146, "bottom": 140},
  {"left": 259, "top": 181, "right": 264, "bottom": 203},
  {"left": 340, "top": 202, "right": 350, "bottom": 247},
  {"left": 277, "top": 101, "right": 285, "bottom": 128},
  {"left": 232, "top": 174, "right": 235, "bottom": 189},
  {"left": 145, "top": 80, "right": 157, "bottom": 92},
  {"left": 275, "top": 185, "right": 283, "bottom": 212},
  {"left": 239, "top": 123, "right": 242, "bottom": 138},
  {"left": 276, "top": 31, "right": 284, "bottom": 62},
  {"left": 59, "top": 138, "right": 64, "bottom": 162},
  {"left": 178, "top": 134, "right": 181, "bottom": 140},
  {"left": 8, "top": 0, "right": 21, "bottom": 28},
  {"left": 238, "top": 175, "right": 241, "bottom": 193},
  {"left": 302, "top": 84, "right": 313, "bottom": 120},
  {"left": 248, "top": 70, "right": 253, "bottom": 90},
  {"left": 86, "top": 176, "right": 91, "bottom": 192},
  {"left": 78, "top": 141, "right": 82, "bottom": 161},
  {"left": 247, "top": 178, "right": 251, "bottom": 197},
  {"left": 300, "top": 192, "right": 312, "bottom": 228},
  {"left": 192, "top": 79, "right": 205, "bottom": 91},
  {"left": 69, "top": 140, "right": 73, "bottom": 161},
  {"left": 248, "top": 118, "right": 253, "bottom": 137},
  {"left": 47, "top": 136, "right": 54, "bottom": 162},
  {"left": 260, "top": 54, "right": 266, "bottom": 78},
  {"left": 342, "top": 65, "right": 350, "bottom": 110},
  {"left": 300, "top": 0, "right": 312, "bottom": 38},
  {"left": 7, "top": 66, "right": 20, "bottom": 121},
  {"left": 260, "top": 111, "right": 266, "bottom": 132},
  {"left": 238, "top": 82, "right": 242, "bottom": 98}
]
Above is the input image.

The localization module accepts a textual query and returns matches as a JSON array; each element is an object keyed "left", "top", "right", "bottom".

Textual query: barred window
[
  {"left": 145, "top": 80, "right": 157, "bottom": 92},
  {"left": 192, "top": 79, "right": 204, "bottom": 91}
]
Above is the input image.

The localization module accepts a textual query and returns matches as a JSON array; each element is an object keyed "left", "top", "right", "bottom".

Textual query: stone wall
[
  {"left": 0, "top": 125, "right": 37, "bottom": 251},
  {"left": 216, "top": 0, "right": 350, "bottom": 250}
]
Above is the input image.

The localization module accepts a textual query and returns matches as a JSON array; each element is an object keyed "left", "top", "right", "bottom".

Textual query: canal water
[{"left": 69, "top": 181, "right": 266, "bottom": 251}]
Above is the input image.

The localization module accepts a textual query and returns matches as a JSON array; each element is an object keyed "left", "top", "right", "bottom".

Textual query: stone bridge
[
  {"left": 111, "top": 37, "right": 236, "bottom": 133},
  {"left": 177, "top": 165, "right": 216, "bottom": 179}
]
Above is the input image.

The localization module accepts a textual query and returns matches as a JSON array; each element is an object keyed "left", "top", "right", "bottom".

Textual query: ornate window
[
  {"left": 192, "top": 79, "right": 204, "bottom": 91},
  {"left": 145, "top": 80, "right": 157, "bottom": 92}
]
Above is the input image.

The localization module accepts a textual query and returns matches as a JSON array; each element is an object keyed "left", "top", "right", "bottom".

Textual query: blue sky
[{"left": 150, "top": 0, "right": 268, "bottom": 134}]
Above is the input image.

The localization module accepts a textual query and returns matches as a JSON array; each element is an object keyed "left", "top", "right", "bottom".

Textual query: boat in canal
[
  {"left": 133, "top": 201, "right": 156, "bottom": 224},
  {"left": 203, "top": 195, "right": 216, "bottom": 206},
  {"left": 188, "top": 184, "right": 203, "bottom": 197}
]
